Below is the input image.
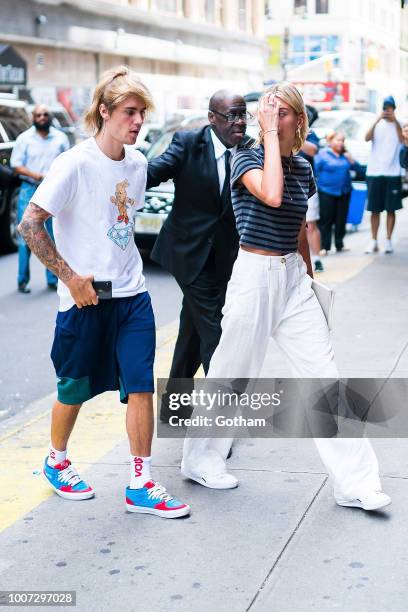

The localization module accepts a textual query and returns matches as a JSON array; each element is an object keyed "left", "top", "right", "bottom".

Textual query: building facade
[
  {"left": 0, "top": 0, "right": 264, "bottom": 120},
  {"left": 265, "top": 0, "right": 407, "bottom": 115}
]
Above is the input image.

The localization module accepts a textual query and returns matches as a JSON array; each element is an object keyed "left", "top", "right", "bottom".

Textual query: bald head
[
  {"left": 208, "top": 90, "right": 247, "bottom": 148},
  {"left": 209, "top": 90, "right": 245, "bottom": 112},
  {"left": 32, "top": 104, "right": 52, "bottom": 133},
  {"left": 33, "top": 103, "right": 50, "bottom": 115}
]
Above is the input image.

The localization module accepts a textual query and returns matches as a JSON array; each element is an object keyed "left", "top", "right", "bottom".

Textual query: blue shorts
[{"left": 51, "top": 292, "right": 155, "bottom": 405}]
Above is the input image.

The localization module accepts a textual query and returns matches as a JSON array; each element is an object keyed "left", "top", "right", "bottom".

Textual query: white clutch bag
[{"left": 311, "top": 279, "right": 335, "bottom": 330}]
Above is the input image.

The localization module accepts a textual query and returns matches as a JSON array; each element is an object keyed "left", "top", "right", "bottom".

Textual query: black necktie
[{"left": 221, "top": 149, "right": 231, "bottom": 204}]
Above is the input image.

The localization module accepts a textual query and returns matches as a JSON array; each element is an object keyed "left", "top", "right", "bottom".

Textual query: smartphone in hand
[{"left": 92, "top": 281, "right": 112, "bottom": 299}]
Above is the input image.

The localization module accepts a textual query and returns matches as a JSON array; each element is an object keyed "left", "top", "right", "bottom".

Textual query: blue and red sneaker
[
  {"left": 43, "top": 458, "right": 95, "bottom": 500},
  {"left": 126, "top": 481, "right": 190, "bottom": 518}
]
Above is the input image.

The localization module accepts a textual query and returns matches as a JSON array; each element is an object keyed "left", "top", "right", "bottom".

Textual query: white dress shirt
[{"left": 210, "top": 128, "right": 237, "bottom": 193}]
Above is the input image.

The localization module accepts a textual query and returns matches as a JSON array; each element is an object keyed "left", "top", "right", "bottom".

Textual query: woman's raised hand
[{"left": 258, "top": 93, "right": 280, "bottom": 134}]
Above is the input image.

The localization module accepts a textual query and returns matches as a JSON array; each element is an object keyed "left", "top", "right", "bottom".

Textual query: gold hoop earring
[{"left": 296, "top": 127, "right": 301, "bottom": 139}]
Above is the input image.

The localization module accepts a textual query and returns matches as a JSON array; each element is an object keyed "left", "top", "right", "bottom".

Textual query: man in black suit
[{"left": 147, "top": 90, "right": 251, "bottom": 423}]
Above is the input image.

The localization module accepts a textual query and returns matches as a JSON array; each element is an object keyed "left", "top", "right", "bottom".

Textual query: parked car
[
  {"left": 134, "top": 115, "right": 259, "bottom": 251},
  {"left": 312, "top": 110, "right": 377, "bottom": 178},
  {"left": 0, "top": 97, "right": 31, "bottom": 254}
]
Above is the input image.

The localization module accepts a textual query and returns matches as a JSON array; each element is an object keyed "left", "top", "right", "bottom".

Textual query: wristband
[{"left": 262, "top": 129, "right": 278, "bottom": 136}]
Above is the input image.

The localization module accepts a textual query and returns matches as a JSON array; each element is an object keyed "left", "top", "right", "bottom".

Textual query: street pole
[{"left": 282, "top": 26, "right": 290, "bottom": 80}]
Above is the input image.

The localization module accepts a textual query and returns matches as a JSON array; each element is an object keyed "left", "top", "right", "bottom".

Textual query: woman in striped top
[{"left": 182, "top": 82, "right": 390, "bottom": 512}]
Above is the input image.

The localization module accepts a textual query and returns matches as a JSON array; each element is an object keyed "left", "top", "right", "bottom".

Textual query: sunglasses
[
  {"left": 209, "top": 109, "right": 253, "bottom": 123},
  {"left": 34, "top": 112, "right": 50, "bottom": 118}
]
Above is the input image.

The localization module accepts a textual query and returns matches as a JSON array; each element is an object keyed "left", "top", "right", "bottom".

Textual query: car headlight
[{"left": 142, "top": 192, "right": 173, "bottom": 213}]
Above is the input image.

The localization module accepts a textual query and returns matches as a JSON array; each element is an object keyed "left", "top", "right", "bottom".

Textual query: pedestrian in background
[
  {"left": 300, "top": 105, "right": 324, "bottom": 272},
  {"left": 11, "top": 105, "right": 70, "bottom": 293},
  {"left": 147, "top": 90, "right": 253, "bottom": 424},
  {"left": 315, "top": 131, "right": 361, "bottom": 254},
  {"left": 364, "top": 96, "right": 403, "bottom": 254}
]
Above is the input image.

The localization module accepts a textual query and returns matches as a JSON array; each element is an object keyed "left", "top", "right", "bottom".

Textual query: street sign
[
  {"left": 293, "top": 81, "right": 350, "bottom": 104},
  {"left": 0, "top": 45, "right": 27, "bottom": 86},
  {"left": 267, "top": 36, "right": 281, "bottom": 66}
]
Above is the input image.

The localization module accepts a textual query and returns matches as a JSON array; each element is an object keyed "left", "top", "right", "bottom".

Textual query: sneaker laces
[
  {"left": 146, "top": 482, "right": 173, "bottom": 502},
  {"left": 56, "top": 460, "right": 82, "bottom": 487}
]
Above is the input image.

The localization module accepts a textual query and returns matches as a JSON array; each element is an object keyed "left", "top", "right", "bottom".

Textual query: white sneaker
[
  {"left": 336, "top": 491, "right": 391, "bottom": 511},
  {"left": 364, "top": 239, "right": 379, "bottom": 254},
  {"left": 384, "top": 239, "right": 394, "bottom": 254},
  {"left": 181, "top": 466, "right": 238, "bottom": 489}
]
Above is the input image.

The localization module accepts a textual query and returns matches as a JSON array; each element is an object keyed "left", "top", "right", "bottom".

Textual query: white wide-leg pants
[{"left": 182, "top": 249, "right": 381, "bottom": 501}]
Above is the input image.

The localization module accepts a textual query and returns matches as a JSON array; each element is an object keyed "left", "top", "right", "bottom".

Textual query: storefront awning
[{"left": 0, "top": 45, "right": 27, "bottom": 86}]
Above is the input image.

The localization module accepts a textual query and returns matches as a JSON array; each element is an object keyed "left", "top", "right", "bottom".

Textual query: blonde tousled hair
[
  {"left": 258, "top": 81, "right": 309, "bottom": 154},
  {"left": 84, "top": 65, "right": 155, "bottom": 134}
]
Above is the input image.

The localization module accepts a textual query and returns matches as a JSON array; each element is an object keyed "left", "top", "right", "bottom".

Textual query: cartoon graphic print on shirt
[{"left": 107, "top": 178, "right": 137, "bottom": 251}]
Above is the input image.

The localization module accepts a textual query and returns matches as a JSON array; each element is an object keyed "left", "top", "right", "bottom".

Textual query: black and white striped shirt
[{"left": 230, "top": 145, "right": 316, "bottom": 253}]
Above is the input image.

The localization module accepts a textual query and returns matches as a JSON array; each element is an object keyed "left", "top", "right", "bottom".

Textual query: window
[
  {"left": 205, "top": 0, "right": 218, "bottom": 23},
  {"left": 290, "top": 35, "right": 339, "bottom": 65},
  {"left": 238, "top": 0, "right": 248, "bottom": 30},
  {"left": 316, "top": 0, "right": 329, "bottom": 13},
  {"left": 294, "top": 0, "right": 307, "bottom": 15},
  {"left": 153, "top": 0, "right": 178, "bottom": 12},
  {"left": 369, "top": 1, "right": 375, "bottom": 23},
  {"left": 0, "top": 106, "right": 31, "bottom": 141}
]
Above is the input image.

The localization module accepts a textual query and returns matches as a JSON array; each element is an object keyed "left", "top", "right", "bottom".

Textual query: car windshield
[
  {"left": 53, "top": 111, "right": 71, "bottom": 128},
  {"left": 0, "top": 105, "right": 31, "bottom": 141},
  {"left": 147, "top": 122, "right": 260, "bottom": 161},
  {"left": 146, "top": 131, "right": 174, "bottom": 160},
  {"left": 313, "top": 112, "right": 376, "bottom": 141},
  {"left": 335, "top": 115, "right": 375, "bottom": 140}
]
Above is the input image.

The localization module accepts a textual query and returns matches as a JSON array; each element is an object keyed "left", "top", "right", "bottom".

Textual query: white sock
[
  {"left": 311, "top": 253, "right": 318, "bottom": 264},
  {"left": 47, "top": 445, "right": 67, "bottom": 467},
  {"left": 129, "top": 456, "right": 152, "bottom": 489}
]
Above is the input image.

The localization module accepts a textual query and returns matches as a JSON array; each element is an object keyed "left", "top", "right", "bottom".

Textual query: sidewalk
[{"left": 0, "top": 208, "right": 407, "bottom": 611}]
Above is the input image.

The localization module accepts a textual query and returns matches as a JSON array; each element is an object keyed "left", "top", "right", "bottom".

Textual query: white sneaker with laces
[
  {"left": 181, "top": 466, "right": 238, "bottom": 489},
  {"left": 365, "top": 239, "right": 379, "bottom": 254},
  {"left": 384, "top": 239, "right": 394, "bottom": 254},
  {"left": 336, "top": 490, "right": 391, "bottom": 511}
]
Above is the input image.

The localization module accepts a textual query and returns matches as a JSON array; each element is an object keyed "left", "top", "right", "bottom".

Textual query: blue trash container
[{"left": 347, "top": 182, "right": 367, "bottom": 226}]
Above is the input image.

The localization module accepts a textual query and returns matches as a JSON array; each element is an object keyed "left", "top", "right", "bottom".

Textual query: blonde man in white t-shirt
[
  {"left": 364, "top": 96, "right": 403, "bottom": 254},
  {"left": 17, "top": 66, "right": 190, "bottom": 519}
]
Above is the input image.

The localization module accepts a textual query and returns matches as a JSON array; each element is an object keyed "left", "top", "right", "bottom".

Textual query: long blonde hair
[
  {"left": 257, "top": 82, "right": 308, "bottom": 154},
  {"left": 84, "top": 66, "right": 155, "bottom": 135}
]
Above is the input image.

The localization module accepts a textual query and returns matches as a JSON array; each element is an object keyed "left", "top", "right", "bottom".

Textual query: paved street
[{"left": 0, "top": 207, "right": 407, "bottom": 611}]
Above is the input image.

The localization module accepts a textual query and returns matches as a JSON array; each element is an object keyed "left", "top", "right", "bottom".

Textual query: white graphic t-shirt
[{"left": 32, "top": 137, "right": 147, "bottom": 311}]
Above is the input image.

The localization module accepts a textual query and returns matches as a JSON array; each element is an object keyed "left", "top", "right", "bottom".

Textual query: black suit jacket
[{"left": 148, "top": 125, "right": 250, "bottom": 286}]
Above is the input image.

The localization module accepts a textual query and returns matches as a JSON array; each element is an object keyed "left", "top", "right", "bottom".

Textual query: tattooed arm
[{"left": 18, "top": 202, "right": 98, "bottom": 308}]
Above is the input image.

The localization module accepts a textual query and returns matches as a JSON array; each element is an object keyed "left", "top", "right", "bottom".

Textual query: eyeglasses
[
  {"left": 34, "top": 112, "right": 49, "bottom": 118},
  {"left": 209, "top": 109, "right": 253, "bottom": 123}
]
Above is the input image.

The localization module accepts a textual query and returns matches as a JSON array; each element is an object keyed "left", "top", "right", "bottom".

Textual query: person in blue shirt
[
  {"left": 400, "top": 121, "right": 408, "bottom": 169},
  {"left": 11, "top": 105, "right": 70, "bottom": 293},
  {"left": 314, "top": 131, "right": 361, "bottom": 253}
]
